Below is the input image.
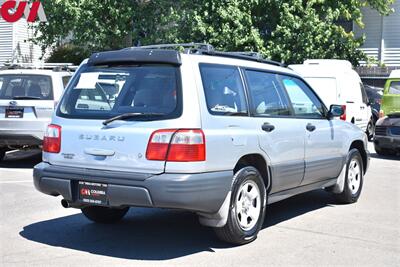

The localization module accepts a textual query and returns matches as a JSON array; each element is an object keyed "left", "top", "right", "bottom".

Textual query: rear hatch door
[
  {"left": 46, "top": 62, "right": 194, "bottom": 174},
  {"left": 0, "top": 73, "right": 54, "bottom": 132}
]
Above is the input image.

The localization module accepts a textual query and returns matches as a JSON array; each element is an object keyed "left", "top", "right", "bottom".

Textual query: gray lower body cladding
[{"left": 33, "top": 162, "right": 233, "bottom": 214}]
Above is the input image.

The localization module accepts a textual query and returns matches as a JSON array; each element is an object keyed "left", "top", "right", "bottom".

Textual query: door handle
[
  {"left": 262, "top": 122, "right": 275, "bottom": 132},
  {"left": 306, "top": 123, "right": 316, "bottom": 132}
]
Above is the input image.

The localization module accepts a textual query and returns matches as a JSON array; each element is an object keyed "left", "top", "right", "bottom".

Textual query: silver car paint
[{"left": 42, "top": 53, "right": 368, "bottom": 226}]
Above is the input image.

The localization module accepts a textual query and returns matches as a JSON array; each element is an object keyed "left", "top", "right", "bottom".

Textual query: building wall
[
  {"left": 0, "top": 17, "right": 13, "bottom": 65},
  {"left": 355, "top": 2, "right": 400, "bottom": 66}
]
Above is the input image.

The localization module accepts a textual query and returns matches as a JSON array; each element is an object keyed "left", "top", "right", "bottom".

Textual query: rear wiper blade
[
  {"left": 12, "top": 96, "right": 41, "bottom": 100},
  {"left": 103, "top": 112, "right": 165, "bottom": 125}
]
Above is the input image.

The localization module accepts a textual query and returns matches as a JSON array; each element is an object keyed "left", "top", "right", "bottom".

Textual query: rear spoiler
[{"left": 87, "top": 49, "right": 182, "bottom": 66}]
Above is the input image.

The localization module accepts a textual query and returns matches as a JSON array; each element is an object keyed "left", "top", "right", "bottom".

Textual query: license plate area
[
  {"left": 78, "top": 181, "right": 108, "bottom": 205},
  {"left": 5, "top": 107, "right": 24, "bottom": 118}
]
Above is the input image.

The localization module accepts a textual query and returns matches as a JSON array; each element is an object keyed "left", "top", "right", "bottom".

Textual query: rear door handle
[
  {"left": 306, "top": 123, "right": 316, "bottom": 132},
  {"left": 262, "top": 122, "right": 275, "bottom": 132},
  {"left": 84, "top": 148, "right": 115, "bottom": 157}
]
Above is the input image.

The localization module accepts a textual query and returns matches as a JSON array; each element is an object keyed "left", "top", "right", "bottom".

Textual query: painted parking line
[{"left": 0, "top": 180, "right": 32, "bottom": 184}]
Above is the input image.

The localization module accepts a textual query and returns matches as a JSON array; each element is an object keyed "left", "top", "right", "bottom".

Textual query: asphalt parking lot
[{"left": 0, "top": 144, "right": 399, "bottom": 266}]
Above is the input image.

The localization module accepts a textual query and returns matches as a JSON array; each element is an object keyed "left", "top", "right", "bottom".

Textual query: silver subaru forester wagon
[{"left": 33, "top": 44, "right": 369, "bottom": 245}]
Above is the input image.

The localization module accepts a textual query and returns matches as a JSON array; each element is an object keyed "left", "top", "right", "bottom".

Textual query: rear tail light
[
  {"left": 379, "top": 110, "right": 385, "bottom": 118},
  {"left": 340, "top": 105, "right": 347, "bottom": 121},
  {"left": 146, "top": 129, "right": 205, "bottom": 162},
  {"left": 43, "top": 124, "right": 61, "bottom": 153}
]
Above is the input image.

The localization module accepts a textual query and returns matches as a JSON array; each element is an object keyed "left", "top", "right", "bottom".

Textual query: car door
[
  {"left": 243, "top": 69, "right": 306, "bottom": 193},
  {"left": 280, "top": 75, "right": 345, "bottom": 185}
]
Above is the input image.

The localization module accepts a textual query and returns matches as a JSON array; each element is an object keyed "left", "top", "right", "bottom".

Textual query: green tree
[
  {"left": 35, "top": 0, "right": 394, "bottom": 65},
  {"left": 260, "top": 0, "right": 394, "bottom": 65}
]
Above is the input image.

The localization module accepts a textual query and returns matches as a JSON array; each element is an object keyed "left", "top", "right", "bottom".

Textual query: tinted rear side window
[
  {"left": 244, "top": 70, "right": 292, "bottom": 116},
  {"left": 58, "top": 64, "right": 181, "bottom": 120},
  {"left": 199, "top": 64, "right": 248, "bottom": 116},
  {"left": 0, "top": 75, "right": 53, "bottom": 100}
]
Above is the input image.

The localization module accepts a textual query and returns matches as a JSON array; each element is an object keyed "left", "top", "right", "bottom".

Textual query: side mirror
[{"left": 328, "top": 105, "right": 344, "bottom": 119}]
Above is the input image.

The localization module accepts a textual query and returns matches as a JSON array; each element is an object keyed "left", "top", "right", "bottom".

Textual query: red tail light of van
[{"left": 340, "top": 105, "right": 347, "bottom": 121}]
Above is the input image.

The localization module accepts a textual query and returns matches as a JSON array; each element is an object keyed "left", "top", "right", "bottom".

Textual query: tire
[
  {"left": 214, "top": 166, "right": 267, "bottom": 245},
  {"left": 366, "top": 121, "right": 374, "bottom": 141},
  {"left": 335, "top": 149, "right": 364, "bottom": 204},
  {"left": 81, "top": 206, "right": 129, "bottom": 224}
]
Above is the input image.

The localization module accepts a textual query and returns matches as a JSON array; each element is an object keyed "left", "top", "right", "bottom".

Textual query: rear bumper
[
  {"left": 374, "top": 136, "right": 400, "bottom": 151},
  {"left": 33, "top": 162, "right": 233, "bottom": 214},
  {"left": 0, "top": 120, "right": 48, "bottom": 144}
]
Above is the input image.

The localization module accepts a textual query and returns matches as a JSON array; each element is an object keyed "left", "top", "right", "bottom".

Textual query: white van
[{"left": 290, "top": 60, "right": 373, "bottom": 139}]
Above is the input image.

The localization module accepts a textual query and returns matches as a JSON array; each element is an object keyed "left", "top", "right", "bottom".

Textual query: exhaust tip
[{"left": 61, "top": 199, "right": 70, "bottom": 208}]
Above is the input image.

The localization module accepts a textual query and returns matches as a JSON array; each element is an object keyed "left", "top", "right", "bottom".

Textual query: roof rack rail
[
  {"left": 129, "top": 43, "right": 215, "bottom": 53},
  {"left": 197, "top": 50, "right": 285, "bottom": 67},
  {"left": 123, "top": 43, "right": 285, "bottom": 67},
  {"left": 1, "top": 63, "right": 77, "bottom": 71}
]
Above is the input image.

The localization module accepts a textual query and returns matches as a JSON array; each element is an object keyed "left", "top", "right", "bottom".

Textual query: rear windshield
[
  {"left": 388, "top": 81, "right": 400, "bottom": 95},
  {"left": 0, "top": 74, "right": 53, "bottom": 100},
  {"left": 58, "top": 64, "right": 181, "bottom": 120}
]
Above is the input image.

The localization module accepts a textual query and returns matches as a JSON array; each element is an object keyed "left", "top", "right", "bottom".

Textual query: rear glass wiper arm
[{"left": 103, "top": 112, "right": 165, "bottom": 125}]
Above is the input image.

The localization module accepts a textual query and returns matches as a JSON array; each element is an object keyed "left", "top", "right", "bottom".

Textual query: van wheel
[
  {"left": 214, "top": 167, "right": 266, "bottom": 245},
  {"left": 335, "top": 149, "right": 363, "bottom": 204},
  {"left": 81, "top": 206, "right": 129, "bottom": 224}
]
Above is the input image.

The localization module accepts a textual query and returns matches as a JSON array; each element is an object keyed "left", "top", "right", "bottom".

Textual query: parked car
[
  {"left": 290, "top": 60, "right": 374, "bottom": 140},
  {"left": 380, "top": 69, "right": 400, "bottom": 118},
  {"left": 33, "top": 45, "right": 369, "bottom": 245},
  {"left": 365, "top": 85, "right": 383, "bottom": 139},
  {"left": 0, "top": 64, "right": 74, "bottom": 161},
  {"left": 374, "top": 113, "right": 400, "bottom": 156},
  {"left": 374, "top": 70, "right": 400, "bottom": 156}
]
